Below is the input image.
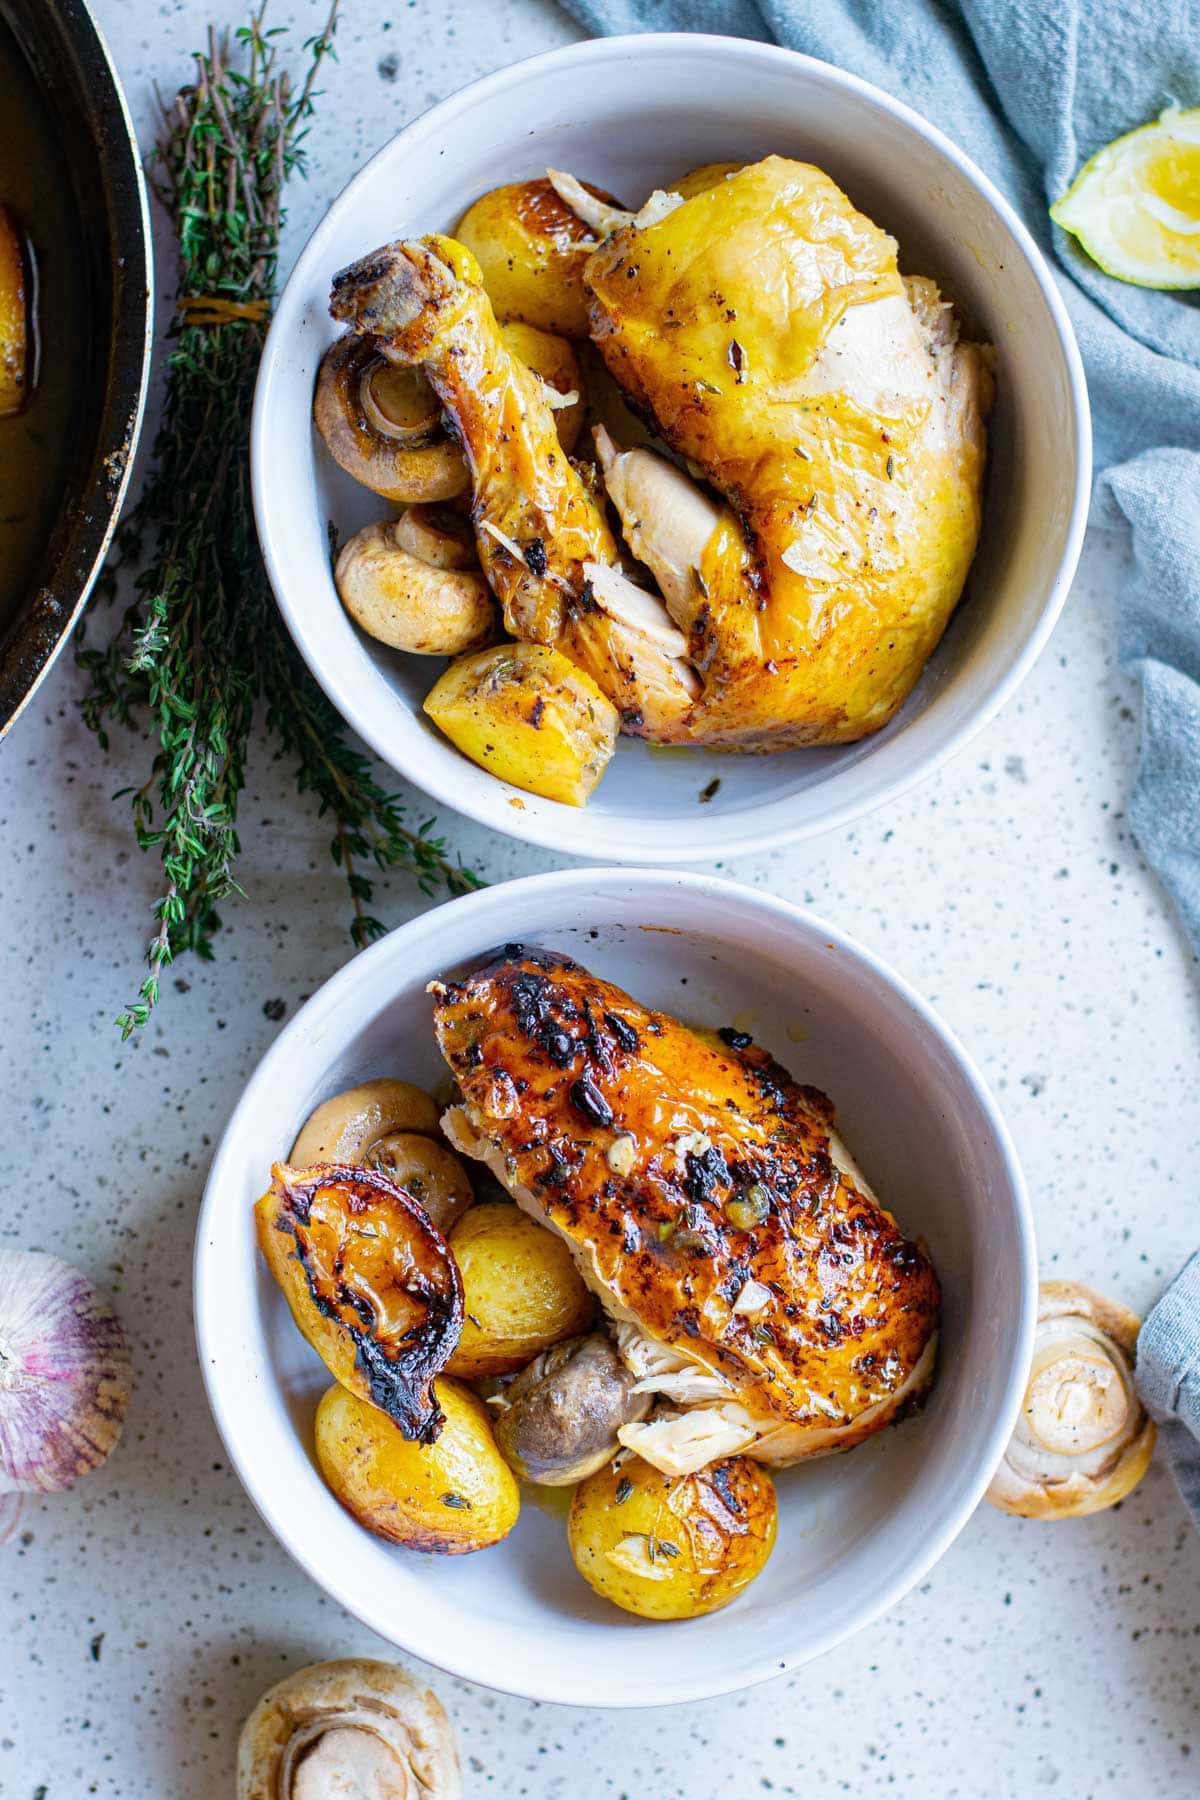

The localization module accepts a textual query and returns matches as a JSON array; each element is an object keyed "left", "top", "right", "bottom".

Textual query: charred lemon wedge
[
  {"left": 1052, "top": 105, "right": 1200, "bottom": 289},
  {"left": 255, "top": 1161, "right": 463, "bottom": 1441}
]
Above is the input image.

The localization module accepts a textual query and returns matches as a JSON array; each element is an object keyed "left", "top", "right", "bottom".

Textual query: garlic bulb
[
  {"left": 237, "top": 1659, "right": 461, "bottom": 1800},
  {"left": 0, "top": 1250, "right": 131, "bottom": 1494},
  {"left": 986, "top": 1280, "right": 1155, "bottom": 1519}
]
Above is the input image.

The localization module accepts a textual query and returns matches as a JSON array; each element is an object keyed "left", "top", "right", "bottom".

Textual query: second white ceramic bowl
[
  {"left": 254, "top": 32, "right": 1090, "bottom": 864},
  {"left": 196, "top": 869, "right": 1035, "bottom": 1706}
]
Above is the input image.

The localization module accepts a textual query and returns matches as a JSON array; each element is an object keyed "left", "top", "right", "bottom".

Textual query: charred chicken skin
[
  {"left": 329, "top": 155, "right": 991, "bottom": 750},
  {"left": 431, "top": 946, "right": 939, "bottom": 1476}
]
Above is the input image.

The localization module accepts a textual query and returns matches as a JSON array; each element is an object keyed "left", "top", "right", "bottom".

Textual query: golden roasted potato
[
  {"left": 673, "top": 160, "right": 745, "bottom": 199},
  {"left": 255, "top": 1162, "right": 462, "bottom": 1440},
  {"left": 567, "top": 1453, "right": 777, "bottom": 1620},
  {"left": 423, "top": 642, "right": 620, "bottom": 807},
  {"left": 446, "top": 1201, "right": 594, "bottom": 1378},
  {"left": 363, "top": 1131, "right": 474, "bottom": 1235},
  {"left": 291, "top": 1078, "right": 442, "bottom": 1162},
  {"left": 315, "top": 1378, "right": 519, "bottom": 1553},
  {"left": 500, "top": 320, "right": 586, "bottom": 452},
  {"left": 314, "top": 335, "right": 470, "bottom": 503},
  {"left": 455, "top": 176, "right": 622, "bottom": 337},
  {"left": 0, "top": 205, "right": 27, "bottom": 417}
]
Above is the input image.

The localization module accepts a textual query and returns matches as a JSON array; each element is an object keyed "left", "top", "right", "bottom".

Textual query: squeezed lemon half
[{"left": 1051, "top": 104, "right": 1200, "bottom": 289}]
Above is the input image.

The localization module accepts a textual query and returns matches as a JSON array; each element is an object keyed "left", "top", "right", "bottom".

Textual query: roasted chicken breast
[{"left": 431, "top": 946, "right": 939, "bottom": 1477}]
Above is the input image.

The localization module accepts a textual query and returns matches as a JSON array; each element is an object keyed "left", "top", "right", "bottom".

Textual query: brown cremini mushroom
[{"left": 491, "top": 1330, "right": 651, "bottom": 1484}]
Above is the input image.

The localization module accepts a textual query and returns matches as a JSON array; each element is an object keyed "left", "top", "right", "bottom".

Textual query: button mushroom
[
  {"left": 314, "top": 333, "right": 470, "bottom": 503},
  {"left": 491, "top": 1330, "right": 651, "bottom": 1484},
  {"left": 290, "top": 1078, "right": 442, "bottom": 1164},
  {"left": 237, "top": 1658, "right": 461, "bottom": 1800},
  {"left": 290, "top": 1079, "right": 475, "bottom": 1236},
  {"left": 335, "top": 511, "right": 500, "bottom": 657},
  {"left": 986, "top": 1280, "right": 1156, "bottom": 1519}
]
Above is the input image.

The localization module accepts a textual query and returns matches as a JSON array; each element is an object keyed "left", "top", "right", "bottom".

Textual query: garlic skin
[
  {"left": 237, "top": 1659, "right": 461, "bottom": 1800},
  {"left": 986, "top": 1280, "right": 1155, "bottom": 1519},
  {"left": 0, "top": 1251, "right": 131, "bottom": 1494}
]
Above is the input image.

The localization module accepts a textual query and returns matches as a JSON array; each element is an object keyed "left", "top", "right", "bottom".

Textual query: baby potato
[
  {"left": 568, "top": 1452, "right": 777, "bottom": 1620},
  {"left": 363, "top": 1131, "right": 474, "bottom": 1234},
  {"left": 447, "top": 1201, "right": 594, "bottom": 1378},
  {"left": 499, "top": 320, "right": 586, "bottom": 452},
  {"left": 315, "top": 1378, "right": 519, "bottom": 1554},
  {"left": 455, "top": 176, "right": 623, "bottom": 337},
  {"left": 423, "top": 642, "right": 620, "bottom": 807}
]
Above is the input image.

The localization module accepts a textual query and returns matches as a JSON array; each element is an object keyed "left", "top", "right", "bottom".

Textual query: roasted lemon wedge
[{"left": 1051, "top": 104, "right": 1200, "bottom": 289}]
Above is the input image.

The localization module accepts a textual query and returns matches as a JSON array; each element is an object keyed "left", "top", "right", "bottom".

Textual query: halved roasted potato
[
  {"left": 455, "top": 176, "right": 623, "bottom": 337},
  {"left": 315, "top": 1377, "right": 519, "bottom": 1553},
  {"left": 0, "top": 206, "right": 28, "bottom": 418},
  {"left": 255, "top": 1162, "right": 462, "bottom": 1441},
  {"left": 423, "top": 642, "right": 620, "bottom": 806},
  {"left": 446, "top": 1202, "right": 594, "bottom": 1378},
  {"left": 568, "top": 1451, "right": 777, "bottom": 1620}
]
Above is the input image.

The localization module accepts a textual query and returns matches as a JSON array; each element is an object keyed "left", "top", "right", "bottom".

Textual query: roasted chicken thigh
[{"left": 431, "top": 947, "right": 940, "bottom": 1477}]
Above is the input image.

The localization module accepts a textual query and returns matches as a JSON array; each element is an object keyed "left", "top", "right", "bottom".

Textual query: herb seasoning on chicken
[{"left": 431, "top": 945, "right": 940, "bottom": 1476}]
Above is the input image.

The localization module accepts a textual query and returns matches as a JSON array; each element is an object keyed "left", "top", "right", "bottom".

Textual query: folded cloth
[
  {"left": 561, "top": 0, "right": 1200, "bottom": 950},
  {"left": 1136, "top": 1251, "right": 1200, "bottom": 1525}
]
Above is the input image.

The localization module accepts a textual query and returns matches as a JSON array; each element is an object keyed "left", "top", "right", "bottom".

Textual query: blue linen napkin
[
  {"left": 561, "top": 0, "right": 1200, "bottom": 1519},
  {"left": 1137, "top": 1251, "right": 1200, "bottom": 1522}
]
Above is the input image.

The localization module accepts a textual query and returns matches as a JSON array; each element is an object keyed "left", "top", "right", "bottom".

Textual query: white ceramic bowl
[
  {"left": 253, "top": 33, "right": 1090, "bottom": 865},
  {"left": 196, "top": 869, "right": 1036, "bottom": 1706}
]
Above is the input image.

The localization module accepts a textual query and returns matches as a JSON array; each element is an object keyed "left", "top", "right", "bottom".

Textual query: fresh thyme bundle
[{"left": 78, "top": 6, "right": 480, "bottom": 1038}]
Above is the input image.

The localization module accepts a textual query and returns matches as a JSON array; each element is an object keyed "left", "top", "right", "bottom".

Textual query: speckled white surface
[{"left": 2, "top": 1, "right": 1199, "bottom": 1794}]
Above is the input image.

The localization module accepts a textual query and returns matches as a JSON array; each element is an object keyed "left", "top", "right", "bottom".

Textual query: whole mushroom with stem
[
  {"left": 986, "top": 1280, "right": 1155, "bottom": 1519},
  {"left": 237, "top": 1658, "right": 461, "bottom": 1799}
]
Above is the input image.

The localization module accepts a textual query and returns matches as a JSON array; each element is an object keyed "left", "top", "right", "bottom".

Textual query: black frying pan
[{"left": 0, "top": 0, "right": 150, "bottom": 735}]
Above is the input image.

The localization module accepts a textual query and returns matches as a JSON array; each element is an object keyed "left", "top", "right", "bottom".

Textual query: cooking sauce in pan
[{"left": 0, "top": 16, "right": 88, "bottom": 636}]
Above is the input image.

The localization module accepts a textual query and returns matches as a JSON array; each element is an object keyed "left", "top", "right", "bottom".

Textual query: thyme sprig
[{"left": 78, "top": 5, "right": 482, "bottom": 1038}]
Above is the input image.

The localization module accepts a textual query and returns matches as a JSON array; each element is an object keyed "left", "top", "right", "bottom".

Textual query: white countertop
[{"left": 3, "top": 2, "right": 1199, "bottom": 1794}]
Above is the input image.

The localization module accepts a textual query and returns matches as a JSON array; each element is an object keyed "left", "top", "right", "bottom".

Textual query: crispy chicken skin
[
  {"left": 430, "top": 947, "right": 939, "bottom": 1463},
  {"left": 585, "top": 156, "right": 994, "bottom": 747}
]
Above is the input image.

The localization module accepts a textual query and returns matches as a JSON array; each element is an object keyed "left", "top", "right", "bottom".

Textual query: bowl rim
[
  {"left": 194, "top": 866, "right": 1038, "bottom": 1706},
  {"left": 252, "top": 30, "right": 1092, "bottom": 865}
]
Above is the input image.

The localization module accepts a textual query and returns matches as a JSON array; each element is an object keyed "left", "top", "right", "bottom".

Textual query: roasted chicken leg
[
  {"left": 431, "top": 946, "right": 940, "bottom": 1477},
  {"left": 329, "top": 237, "right": 698, "bottom": 738}
]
